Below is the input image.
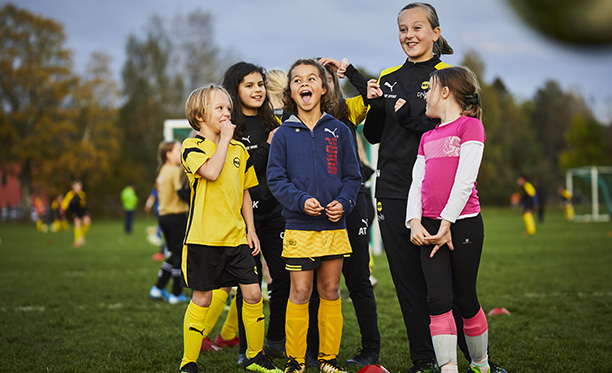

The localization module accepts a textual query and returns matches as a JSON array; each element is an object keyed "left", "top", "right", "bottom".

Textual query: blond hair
[
  {"left": 266, "top": 68, "right": 288, "bottom": 109},
  {"left": 184, "top": 84, "right": 233, "bottom": 131}
]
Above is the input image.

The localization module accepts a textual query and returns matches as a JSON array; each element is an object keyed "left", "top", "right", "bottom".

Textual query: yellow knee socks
[
  {"left": 285, "top": 300, "right": 309, "bottom": 365},
  {"left": 202, "top": 289, "right": 228, "bottom": 339},
  {"left": 220, "top": 295, "right": 238, "bottom": 340},
  {"left": 181, "top": 301, "right": 209, "bottom": 367},
  {"left": 523, "top": 211, "right": 536, "bottom": 235},
  {"left": 242, "top": 298, "right": 265, "bottom": 359},
  {"left": 318, "top": 298, "right": 343, "bottom": 360}
]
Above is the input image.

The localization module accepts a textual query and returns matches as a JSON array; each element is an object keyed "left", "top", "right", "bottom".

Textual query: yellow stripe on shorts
[{"left": 282, "top": 229, "right": 352, "bottom": 258}]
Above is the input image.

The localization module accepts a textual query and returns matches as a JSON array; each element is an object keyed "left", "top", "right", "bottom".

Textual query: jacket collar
[{"left": 283, "top": 113, "right": 332, "bottom": 129}]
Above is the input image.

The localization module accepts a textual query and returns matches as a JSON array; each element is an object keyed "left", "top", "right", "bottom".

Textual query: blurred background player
[
  {"left": 558, "top": 186, "right": 575, "bottom": 221},
  {"left": 61, "top": 180, "right": 91, "bottom": 248},
  {"left": 516, "top": 175, "right": 538, "bottom": 236},
  {"left": 120, "top": 184, "right": 138, "bottom": 234},
  {"left": 149, "top": 141, "right": 190, "bottom": 304}
]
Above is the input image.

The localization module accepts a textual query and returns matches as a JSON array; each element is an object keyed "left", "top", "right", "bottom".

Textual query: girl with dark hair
[{"left": 221, "top": 62, "right": 289, "bottom": 363}]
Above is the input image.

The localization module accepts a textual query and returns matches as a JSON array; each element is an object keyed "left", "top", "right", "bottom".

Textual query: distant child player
[
  {"left": 61, "top": 180, "right": 91, "bottom": 248},
  {"left": 178, "top": 84, "right": 282, "bottom": 373},
  {"left": 267, "top": 59, "right": 362, "bottom": 373},
  {"left": 517, "top": 175, "right": 538, "bottom": 235},
  {"left": 406, "top": 66, "right": 490, "bottom": 373},
  {"left": 149, "top": 141, "right": 190, "bottom": 305},
  {"left": 558, "top": 186, "right": 575, "bottom": 221}
]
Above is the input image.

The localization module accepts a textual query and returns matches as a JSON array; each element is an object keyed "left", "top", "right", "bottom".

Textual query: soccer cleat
[
  {"left": 179, "top": 361, "right": 203, "bottom": 373},
  {"left": 263, "top": 338, "right": 286, "bottom": 358},
  {"left": 318, "top": 358, "right": 347, "bottom": 373},
  {"left": 149, "top": 286, "right": 169, "bottom": 300},
  {"left": 465, "top": 361, "right": 502, "bottom": 373},
  {"left": 489, "top": 361, "right": 507, "bottom": 373},
  {"left": 214, "top": 333, "right": 239, "bottom": 348},
  {"left": 168, "top": 293, "right": 190, "bottom": 304},
  {"left": 466, "top": 365, "right": 489, "bottom": 373},
  {"left": 284, "top": 358, "right": 305, "bottom": 373},
  {"left": 406, "top": 359, "right": 440, "bottom": 373},
  {"left": 237, "top": 353, "right": 245, "bottom": 366},
  {"left": 243, "top": 351, "right": 283, "bottom": 372},
  {"left": 344, "top": 347, "right": 380, "bottom": 367},
  {"left": 200, "top": 336, "right": 221, "bottom": 351}
]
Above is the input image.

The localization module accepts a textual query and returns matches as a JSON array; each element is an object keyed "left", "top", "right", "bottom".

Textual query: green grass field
[{"left": 1, "top": 208, "right": 611, "bottom": 372}]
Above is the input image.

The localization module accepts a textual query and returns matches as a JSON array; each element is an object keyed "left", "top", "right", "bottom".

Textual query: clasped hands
[{"left": 409, "top": 219, "right": 454, "bottom": 258}]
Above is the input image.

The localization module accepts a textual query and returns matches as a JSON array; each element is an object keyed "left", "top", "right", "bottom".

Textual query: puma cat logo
[
  {"left": 384, "top": 81, "right": 397, "bottom": 92},
  {"left": 324, "top": 128, "right": 338, "bottom": 138}
]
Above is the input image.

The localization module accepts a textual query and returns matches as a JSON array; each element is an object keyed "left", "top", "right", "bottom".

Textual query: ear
[
  {"left": 441, "top": 86, "right": 450, "bottom": 99},
  {"left": 432, "top": 26, "right": 441, "bottom": 42}
]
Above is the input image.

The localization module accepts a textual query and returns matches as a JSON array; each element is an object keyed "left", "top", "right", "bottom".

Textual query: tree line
[{"left": 1, "top": 4, "right": 611, "bottom": 217}]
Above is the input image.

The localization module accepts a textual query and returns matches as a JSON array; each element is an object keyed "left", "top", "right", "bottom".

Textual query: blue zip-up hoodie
[{"left": 267, "top": 113, "right": 361, "bottom": 231}]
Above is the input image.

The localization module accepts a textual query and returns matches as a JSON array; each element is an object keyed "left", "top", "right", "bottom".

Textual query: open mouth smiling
[{"left": 300, "top": 90, "right": 312, "bottom": 103}]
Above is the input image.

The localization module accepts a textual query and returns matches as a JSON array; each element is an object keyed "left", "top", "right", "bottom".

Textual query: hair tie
[{"left": 465, "top": 93, "right": 481, "bottom": 107}]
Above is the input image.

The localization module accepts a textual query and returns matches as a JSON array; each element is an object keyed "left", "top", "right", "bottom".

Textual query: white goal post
[
  {"left": 163, "top": 119, "right": 193, "bottom": 142},
  {"left": 566, "top": 166, "right": 612, "bottom": 222}
]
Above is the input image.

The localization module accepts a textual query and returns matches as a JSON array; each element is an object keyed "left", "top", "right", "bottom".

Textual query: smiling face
[
  {"left": 398, "top": 7, "right": 441, "bottom": 63},
  {"left": 289, "top": 63, "right": 327, "bottom": 115},
  {"left": 203, "top": 89, "right": 232, "bottom": 133},
  {"left": 238, "top": 71, "right": 265, "bottom": 116}
]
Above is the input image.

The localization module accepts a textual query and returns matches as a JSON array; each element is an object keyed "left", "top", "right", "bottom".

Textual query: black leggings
[{"left": 420, "top": 214, "right": 484, "bottom": 319}]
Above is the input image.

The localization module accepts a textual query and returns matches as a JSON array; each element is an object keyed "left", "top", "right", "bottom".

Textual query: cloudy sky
[{"left": 6, "top": 0, "right": 612, "bottom": 122}]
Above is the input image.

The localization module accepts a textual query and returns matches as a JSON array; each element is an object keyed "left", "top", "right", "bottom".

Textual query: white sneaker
[
  {"left": 149, "top": 286, "right": 169, "bottom": 300},
  {"left": 168, "top": 293, "right": 190, "bottom": 304}
]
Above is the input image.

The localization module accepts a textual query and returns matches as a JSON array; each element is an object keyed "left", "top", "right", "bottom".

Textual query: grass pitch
[{"left": 0, "top": 207, "right": 610, "bottom": 372}]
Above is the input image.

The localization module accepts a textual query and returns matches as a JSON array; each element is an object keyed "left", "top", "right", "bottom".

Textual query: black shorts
[
  {"left": 284, "top": 254, "right": 347, "bottom": 272},
  {"left": 182, "top": 244, "right": 259, "bottom": 291},
  {"left": 69, "top": 207, "right": 88, "bottom": 219}
]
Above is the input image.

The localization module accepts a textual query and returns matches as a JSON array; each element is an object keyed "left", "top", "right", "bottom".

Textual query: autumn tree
[
  {"left": 60, "top": 52, "right": 121, "bottom": 207},
  {"left": 559, "top": 114, "right": 610, "bottom": 170},
  {"left": 461, "top": 51, "right": 539, "bottom": 204},
  {"left": 117, "top": 11, "right": 227, "bottom": 195},
  {"left": 0, "top": 4, "right": 75, "bottom": 213}
]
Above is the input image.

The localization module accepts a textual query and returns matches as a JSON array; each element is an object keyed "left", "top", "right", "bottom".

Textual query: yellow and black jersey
[
  {"left": 61, "top": 190, "right": 86, "bottom": 212},
  {"left": 361, "top": 56, "right": 451, "bottom": 199},
  {"left": 520, "top": 181, "right": 538, "bottom": 209},
  {"left": 345, "top": 95, "right": 367, "bottom": 127},
  {"left": 157, "top": 163, "right": 189, "bottom": 216},
  {"left": 181, "top": 135, "right": 258, "bottom": 247}
]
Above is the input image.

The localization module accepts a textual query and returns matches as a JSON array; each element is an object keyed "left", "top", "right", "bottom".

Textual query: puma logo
[
  {"left": 361, "top": 218, "right": 369, "bottom": 228},
  {"left": 189, "top": 327, "right": 204, "bottom": 335},
  {"left": 241, "top": 135, "right": 251, "bottom": 144},
  {"left": 324, "top": 128, "right": 338, "bottom": 138},
  {"left": 384, "top": 81, "right": 397, "bottom": 92}
]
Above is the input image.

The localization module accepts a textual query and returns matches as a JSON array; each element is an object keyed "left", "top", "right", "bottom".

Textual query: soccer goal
[
  {"left": 163, "top": 119, "right": 193, "bottom": 142},
  {"left": 566, "top": 166, "right": 612, "bottom": 222}
]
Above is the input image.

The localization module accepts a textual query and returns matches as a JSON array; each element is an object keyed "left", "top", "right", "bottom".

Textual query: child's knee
[
  {"left": 191, "top": 290, "right": 212, "bottom": 307},
  {"left": 240, "top": 284, "right": 261, "bottom": 304},
  {"left": 317, "top": 281, "right": 340, "bottom": 300}
]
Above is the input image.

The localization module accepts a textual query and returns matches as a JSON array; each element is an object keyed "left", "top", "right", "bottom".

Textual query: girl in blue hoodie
[{"left": 267, "top": 59, "right": 361, "bottom": 373}]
